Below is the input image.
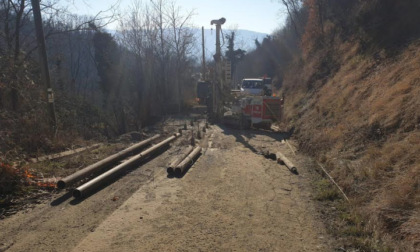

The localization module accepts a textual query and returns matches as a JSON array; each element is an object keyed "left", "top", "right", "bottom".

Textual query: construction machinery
[
  {"left": 209, "top": 17, "right": 227, "bottom": 122},
  {"left": 196, "top": 81, "right": 210, "bottom": 105},
  {"left": 222, "top": 90, "right": 284, "bottom": 129},
  {"left": 198, "top": 17, "right": 283, "bottom": 128}
]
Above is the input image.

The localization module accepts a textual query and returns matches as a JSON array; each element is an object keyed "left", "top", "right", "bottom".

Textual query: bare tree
[
  {"left": 279, "top": 0, "right": 303, "bottom": 36},
  {"left": 0, "top": 0, "right": 118, "bottom": 110},
  {"left": 166, "top": 1, "right": 195, "bottom": 111},
  {"left": 150, "top": 0, "right": 170, "bottom": 110},
  {"left": 118, "top": 0, "right": 150, "bottom": 124},
  {"left": 119, "top": 0, "right": 195, "bottom": 114}
]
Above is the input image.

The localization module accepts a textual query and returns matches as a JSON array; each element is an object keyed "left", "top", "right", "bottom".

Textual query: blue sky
[{"left": 65, "top": 0, "right": 286, "bottom": 34}]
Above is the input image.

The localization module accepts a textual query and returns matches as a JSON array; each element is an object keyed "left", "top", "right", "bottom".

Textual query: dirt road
[{"left": 0, "top": 124, "right": 333, "bottom": 251}]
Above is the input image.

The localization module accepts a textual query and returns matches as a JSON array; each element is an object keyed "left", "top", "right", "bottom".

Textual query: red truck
[{"left": 223, "top": 92, "right": 283, "bottom": 129}]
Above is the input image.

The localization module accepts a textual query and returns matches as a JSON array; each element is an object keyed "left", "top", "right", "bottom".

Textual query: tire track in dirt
[{"left": 72, "top": 126, "right": 334, "bottom": 251}]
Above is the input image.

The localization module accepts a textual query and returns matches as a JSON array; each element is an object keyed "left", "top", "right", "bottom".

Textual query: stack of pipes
[
  {"left": 57, "top": 133, "right": 181, "bottom": 199},
  {"left": 167, "top": 145, "right": 202, "bottom": 177}
]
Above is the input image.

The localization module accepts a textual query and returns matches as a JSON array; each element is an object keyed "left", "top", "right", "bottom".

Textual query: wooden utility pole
[{"left": 31, "top": 0, "right": 57, "bottom": 134}]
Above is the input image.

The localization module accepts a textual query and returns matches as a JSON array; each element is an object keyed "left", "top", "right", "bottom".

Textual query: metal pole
[
  {"left": 201, "top": 26, "right": 206, "bottom": 80},
  {"left": 215, "top": 24, "right": 221, "bottom": 63},
  {"left": 214, "top": 23, "right": 221, "bottom": 119},
  {"left": 167, "top": 145, "right": 194, "bottom": 174},
  {"left": 57, "top": 134, "right": 160, "bottom": 189},
  {"left": 73, "top": 133, "right": 180, "bottom": 198},
  {"left": 276, "top": 151, "right": 298, "bottom": 174},
  {"left": 31, "top": 0, "right": 57, "bottom": 133},
  {"left": 174, "top": 146, "right": 202, "bottom": 176}
]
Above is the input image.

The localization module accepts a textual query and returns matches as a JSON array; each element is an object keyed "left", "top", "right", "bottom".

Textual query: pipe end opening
[
  {"left": 174, "top": 168, "right": 182, "bottom": 176},
  {"left": 73, "top": 189, "right": 82, "bottom": 198},
  {"left": 57, "top": 181, "right": 66, "bottom": 189}
]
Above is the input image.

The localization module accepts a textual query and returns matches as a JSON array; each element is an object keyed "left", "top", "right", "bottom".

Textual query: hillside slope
[{"left": 283, "top": 39, "right": 420, "bottom": 250}]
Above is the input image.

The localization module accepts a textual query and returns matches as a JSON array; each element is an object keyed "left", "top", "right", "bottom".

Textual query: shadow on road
[
  {"left": 219, "top": 124, "right": 292, "bottom": 154},
  {"left": 48, "top": 145, "right": 171, "bottom": 205},
  {"left": 50, "top": 191, "right": 73, "bottom": 206},
  {"left": 218, "top": 124, "right": 300, "bottom": 176}
]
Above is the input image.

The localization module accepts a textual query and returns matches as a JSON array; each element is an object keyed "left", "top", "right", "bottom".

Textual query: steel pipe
[
  {"left": 57, "top": 134, "right": 160, "bottom": 189},
  {"left": 167, "top": 146, "right": 194, "bottom": 174},
  {"left": 276, "top": 151, "right": 298, "bottom": 174},
  {"left": 73, "top": 133, "right": 180, "bottom": 198},
  {"left": 174, "top": 146, "right": 202, "bottom": 176}
]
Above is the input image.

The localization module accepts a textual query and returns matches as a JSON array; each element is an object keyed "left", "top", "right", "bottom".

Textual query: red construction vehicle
[
  {"left": 223, "top": 87, "right": 283, "bottom": 129},
  {"left": 205, "top": 18, "right": 283, "bottom": 127},
  {"left": 241, "top": 95, "right": 283, "bottom": 126}
]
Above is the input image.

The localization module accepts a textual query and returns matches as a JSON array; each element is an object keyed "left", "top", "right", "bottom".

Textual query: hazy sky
[{"left": 65, "top": 0, "right": 286, "bottom": 34}]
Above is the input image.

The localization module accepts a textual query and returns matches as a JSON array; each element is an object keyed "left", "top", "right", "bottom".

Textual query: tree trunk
[
  {"left": 0, "top": 88, "right": 3, "bottom": 109},
  {"left": 10, "top": 0, "right": 26, "bottom": 110}
]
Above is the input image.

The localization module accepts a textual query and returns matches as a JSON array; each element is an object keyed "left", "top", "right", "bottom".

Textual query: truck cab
[
  {"left": 241, "top": 78, "right": 272, "bottom": 96},
  {"left": 241, "top": 78, "right": 264, "bottom": 95}
]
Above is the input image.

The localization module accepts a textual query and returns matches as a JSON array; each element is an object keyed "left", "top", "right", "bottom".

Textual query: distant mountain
[{"left": 192, "top": 28, "right": 268, "bottom": 62}]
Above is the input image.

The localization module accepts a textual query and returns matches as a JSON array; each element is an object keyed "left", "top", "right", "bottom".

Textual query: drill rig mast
[{"left": 210, "top": 17, "right": 226, "bottom": 122}]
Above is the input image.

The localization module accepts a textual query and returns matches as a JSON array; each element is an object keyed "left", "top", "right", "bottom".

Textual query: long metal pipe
[
  {"left": 174, "top": 146, "right": 202, "bottom": 176},
  {"left": 276, "top": 151, "right": 298, "bottom": 174},
  {"left": 167, "top": 145, "right": 194, "bottom": 174},
  {"left": 73, "top": 133, "right": 180, "bottom": 198},
  {"left": 57, "top": 134, "right": 160, "bottom": 189}
]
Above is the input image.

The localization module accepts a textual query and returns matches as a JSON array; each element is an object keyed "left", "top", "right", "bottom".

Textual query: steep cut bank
[
  {"left": 233, "top": 1, "right": 420, "bottom": 250},
  {"left": 283, "top": 38, "right": 420, "bottom": 250}
]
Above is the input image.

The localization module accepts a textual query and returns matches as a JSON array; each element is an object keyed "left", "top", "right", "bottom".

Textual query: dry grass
[
  {"left": 0, "top": 161, "right": 18, "bottom": 195},
  {"left": 283, "top": 38, "right": 420, "bottom": 250}
]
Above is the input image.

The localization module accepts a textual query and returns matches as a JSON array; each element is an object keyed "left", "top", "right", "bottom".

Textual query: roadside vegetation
[
  {"left": 0, "top": 0, "right": 196, "bottom": 216},
  {"left": 238, "top": 0, "right": 420, "bottom": 250},
  {"left": 0, "top": 0, "right": 197, "bottom": 156}
]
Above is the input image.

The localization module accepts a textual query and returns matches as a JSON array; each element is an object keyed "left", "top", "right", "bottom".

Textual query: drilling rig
[
  {"left": 209, "top": 17, "right": 227, "bottom": 122},
  {"left": 204, "top": 17, "right": 284, "bottom": 128}
]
